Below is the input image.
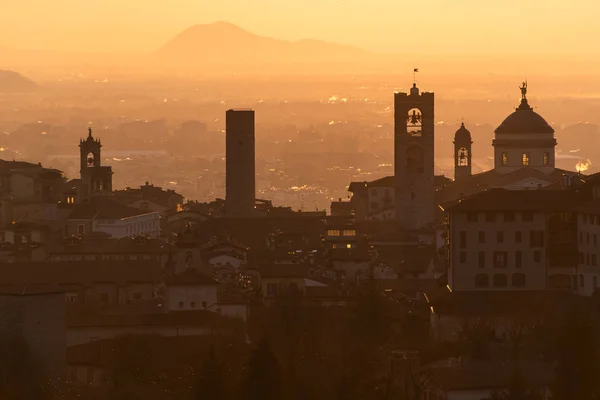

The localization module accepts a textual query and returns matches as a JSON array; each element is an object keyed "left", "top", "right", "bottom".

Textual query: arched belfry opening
[{"left": 454, "top": 122, "right": 473, "bottom": 181}]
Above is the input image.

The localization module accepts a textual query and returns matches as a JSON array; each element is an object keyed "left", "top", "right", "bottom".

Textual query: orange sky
[{"left": 0, "top": 0, "right": 598, "bottom": 54}]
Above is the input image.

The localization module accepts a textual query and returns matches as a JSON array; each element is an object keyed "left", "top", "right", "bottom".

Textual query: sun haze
[{"left": 0, "top": 0, "right": 598, "bottom": 54}]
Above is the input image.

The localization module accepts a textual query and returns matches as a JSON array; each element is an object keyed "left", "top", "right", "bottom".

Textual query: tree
[
  {"left": 552, "top": 306, "right": 600, "bottom": 400},
  {"left": 195, "top": 344, "right": 225, "bottom": 400},
  {"left": 0, "top": 331, "right": 50, "bottom": 399},
  {"left": 240, "top": 337, "right": 281, "bottom": 400}
]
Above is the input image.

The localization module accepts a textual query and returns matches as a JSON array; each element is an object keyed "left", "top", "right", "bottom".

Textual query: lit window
[
  {"left": 543, "top": 152, "right": 550, "bottom": 166},
  {"left": 346, "top": 244, "right": 352, "bottom": 249},
  {"left": 342, "top": 230, "right": 356, "bottom": 237},
  {"left": 502, "top": 153, "right": 508, "bottom": 166},
  {"left": 522, "top": 153, "right": 529, "bottom": 166},
  {"left": 327, "top": 230, "right": 341, "bottom": 237}
]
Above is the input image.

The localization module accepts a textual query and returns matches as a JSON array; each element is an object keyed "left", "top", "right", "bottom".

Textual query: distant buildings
[{"left": 225, "top": 109, "right": 255, "bottom": 217}]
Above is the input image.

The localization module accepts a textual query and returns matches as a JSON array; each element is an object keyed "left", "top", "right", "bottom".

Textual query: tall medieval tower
[{"left": 394, "top": 83, "right": 435, "bottom": 231}]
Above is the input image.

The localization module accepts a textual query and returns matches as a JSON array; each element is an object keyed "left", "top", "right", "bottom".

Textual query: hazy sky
[{"left": 1, "top": 0, "right": 598, "bottom": 54}]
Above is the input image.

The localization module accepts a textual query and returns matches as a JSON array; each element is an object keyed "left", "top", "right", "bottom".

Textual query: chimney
[{"left": 563, "top": 174, "right": 573, "bottom": 189}]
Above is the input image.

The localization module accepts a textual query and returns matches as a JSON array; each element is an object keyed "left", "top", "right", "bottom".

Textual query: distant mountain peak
[
  {"left": 0, "top": 70, "right": 37, "bottom": 92},
  {"left": 156, "top": 22, "right": 368, "bottom": 66}
]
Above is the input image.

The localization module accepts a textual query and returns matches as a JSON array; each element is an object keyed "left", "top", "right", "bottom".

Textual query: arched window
[
  {"left": 474, "top": 274, "right": 489, "bottom": 288},
  {"left": 457, "top": 147, "right": 469, "bottom": 166},
  {"left": 502, "top": 153, "right": 508, "bottom": 166},
  {"left": 493, "top": 274, "right": 508, "bottom": 288},
  {"left": 406, "top": 108, "right": 422, "bottom": 136},
  {"left": 512, "top": 273, "right": 526, "bottom": 287}
]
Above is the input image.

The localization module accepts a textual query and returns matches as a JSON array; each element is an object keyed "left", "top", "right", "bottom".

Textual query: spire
[{"left": 88, "top": 127, "right": 93, "bottom": 138}]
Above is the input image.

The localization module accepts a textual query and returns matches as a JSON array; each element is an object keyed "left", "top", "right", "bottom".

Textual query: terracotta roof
[
  {"left": 447, "top": 188, "right": 584, "bottom": 212},
  {"left": 259, "top": 264, "right": 313, "bottom": 278},
  {"left": 112, "top": 183, "right": 184, "bottom": 208},
  {"left": 47, "top": 236, "right": 174, "bottom": 255},
  {"left": 68, "top": 197, "right": 153, "bottom": 220},
  {"left": 67, "top": 310, "right": 233, "bottom": 329},
  {"left": 427, "top": 289, "right": 575, "bottom": 317},
  {"left": 426, "top": 358, "right": 554, "bottom": 391},
  {"left": 0, "top": 261, "right": 163, "bottom": 286}
]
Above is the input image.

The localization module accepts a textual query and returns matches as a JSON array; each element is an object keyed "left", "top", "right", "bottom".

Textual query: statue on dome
[{"left": 520, "top": 81, "right": 528, "bottom": 100}]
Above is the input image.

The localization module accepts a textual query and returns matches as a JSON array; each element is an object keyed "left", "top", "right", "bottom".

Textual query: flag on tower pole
[{"left": 413, "top": 68, "right": 419, "bottom": 84}]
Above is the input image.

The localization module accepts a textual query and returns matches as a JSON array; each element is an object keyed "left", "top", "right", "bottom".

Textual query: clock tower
[{"left": 394, "top": 83, "right": 435, "bottom": 231}]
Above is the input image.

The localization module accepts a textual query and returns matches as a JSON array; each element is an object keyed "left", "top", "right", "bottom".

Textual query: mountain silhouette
[
  {"left": 0, "top": 70, "right": 37, "bottom": 92},
  {"left": 156, "top": 21, "right": 369, "bottom": 66}
]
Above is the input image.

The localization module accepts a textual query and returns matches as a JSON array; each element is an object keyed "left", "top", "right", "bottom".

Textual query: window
[
  {"left": 580, "top": 232, "right": 584, "bottom": 244},
  {"left": 485, "top": 212, "right": 496, "bottom": 223},
  {"left": 267, "top": 283, "right": 277, "bottom": 296},
  {"left": 475, "top": 274, "right": 489, "bottom": 288},
  {"left": 593, "top": 254, "right": 597, "bottom": 266},
  {"left": 178, "top": 301, "right": 184, "bottom": 308},
  {"left": 503, "top": 212, "right": 515, "bottom": 222},
  {"left": 98, "top": 293, "right": 109, "bottom": 305},
  {"left": 595, "top": 235, "right": 598, "bottom": 245},
  {"left": 595, "top": 276, "right": 598, "bottom": 289},
  {"left": 459, "top": 252, "right": 467, "bottom": 263},
  {"left": 191, "top": 301, "right": 196, "bottom": 308},
  {"left": 493, "top": 251, "right": 508, "bottom": 268},
  {"left": 342, "top": 230, "right": 356, "bottom": 237},
  {"left": 587, "top": 253, "right": 590, "bottom": 265},
  {"left": 327, "top": 230, "right": 341, "bottom": 237},
  {"left": 478, "top": 231, "right": 486, "bottom": 244},
  {"left": 502, "top": 153, "right": 508, "bottom": 166},
  {"left": 515, "top": 231, "right": 522, "bottom": 243},
  {"left": 580, "top": 275, "right": 584, "bottom": 288},
  {"left": 512, "top": 273, "right": 526, "bottom": 287},
  {"left": 580, "top": 252, "right": 585, "bottom": 264},
  {"left": 493, "top": 274, "right": 508, "bottom": 288},
  {"left": 522, "top": 212, "right": 534, "bottom": 222},
  {"left": 346, "top": 243, "right": 352, "bottom": 249},
  {"left": 497, "top": 231, "right": 504, "bottom": 243},
  {"left": 65, "top": 293, "right": 79, "bottom": 303},
  {"left": 478, "top": 251, "right": 486, "bottom": 268},
  {"left": 543, "top": 152, "right": 550, "bottom": 166},
  {"left": 459, "top": 231, "right": 467, "bottom": 248},
  {"left": 515, "top": 251, "right": 523, "bottom": 268},
  {"left": 522, "top": 153, "right": 529, "bottom": 166},
  {"left": 534, "top": 251, "right": 541, "bottom": 263},
  {"left": 530, "top": 231, "right": 544, "bottom": 247},
  {"left": 77, "top": 224, "right": 85, "bottom": 235},
  {"left": 467, "top": 212, "right": 478, "bottom": 222}
]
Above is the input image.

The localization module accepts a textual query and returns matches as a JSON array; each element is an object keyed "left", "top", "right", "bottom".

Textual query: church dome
[
  {"left": 495, "top": 98, "right": 554, "bottom": 135},
  {"left": 454, "top": 122, "right": 472, "bottom": 142}
]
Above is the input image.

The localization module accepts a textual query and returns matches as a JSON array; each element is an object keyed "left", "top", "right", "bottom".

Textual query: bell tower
[
  {"left": 79, "top": 127, "right": 112, "bottom": 200},
  {"left": 394, "top": 82, "right": 435, "bottom": 231},
  {"left": 453, "top": 122, "right": 473, "bottom": 181}
]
